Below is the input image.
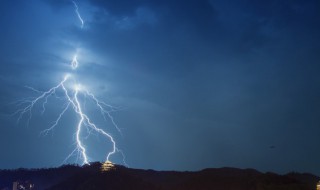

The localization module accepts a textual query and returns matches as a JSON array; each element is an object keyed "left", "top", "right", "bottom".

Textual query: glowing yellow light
[{"left": 101, "top": 161, "right": 115, "bottom": 172}]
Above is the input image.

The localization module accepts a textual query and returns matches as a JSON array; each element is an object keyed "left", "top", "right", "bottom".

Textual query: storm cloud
[{"left": 0, "top": 0, "right": 319, "bottom": 175}]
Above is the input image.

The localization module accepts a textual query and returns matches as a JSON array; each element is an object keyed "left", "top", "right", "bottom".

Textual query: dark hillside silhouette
[{"left": 0, "top": 163, "right": 318, "bottom": 190}]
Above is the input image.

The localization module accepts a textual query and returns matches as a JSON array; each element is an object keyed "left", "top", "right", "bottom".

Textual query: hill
[{"left": 0, "top": 163, "right": 319, "bottom": 190}]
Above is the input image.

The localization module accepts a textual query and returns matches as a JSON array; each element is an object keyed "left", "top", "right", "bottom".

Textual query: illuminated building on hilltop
[
  {"left": 317, "top": 181, "right": 320, "bottom": 190},
  {"left": 12, "top": 180, "right": 34, "bottom": 190},
  {"left": 101, "top": 161, "right": 115, "bottom": 172}
]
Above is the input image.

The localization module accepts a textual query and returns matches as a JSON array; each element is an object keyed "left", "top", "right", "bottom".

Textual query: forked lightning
[{"left": 13, "top": 1, "right": 126, "bottom": 166}]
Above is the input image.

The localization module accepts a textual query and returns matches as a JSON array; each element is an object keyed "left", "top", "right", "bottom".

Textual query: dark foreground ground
[{"left": 0, "top": 162, "right": 319, "bottom": 190}]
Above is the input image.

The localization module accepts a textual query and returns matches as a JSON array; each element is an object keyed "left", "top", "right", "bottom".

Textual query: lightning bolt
[
  {"left": 71, "top": 54, "right": 79, "bottom": 70},
  {"left": 12, "top": 1, "right": 127, "bottom": 166},
  {"left": 72, "top": 1, "right": 84, "bottom": 29}
]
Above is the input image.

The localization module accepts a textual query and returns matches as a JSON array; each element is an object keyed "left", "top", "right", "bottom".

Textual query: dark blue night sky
[{"left": 0, "top": 0, "right": 320, "bottom": 175}]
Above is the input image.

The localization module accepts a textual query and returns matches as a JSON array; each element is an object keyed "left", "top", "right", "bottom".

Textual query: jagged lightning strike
[
  {"left": 72, "top": 0, "right": 84, "bottom": 28},
  {"left": 13, "top": 1, "right": 126, "bottom": 166}
]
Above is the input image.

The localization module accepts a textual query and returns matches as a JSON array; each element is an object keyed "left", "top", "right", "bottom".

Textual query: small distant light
[{"left": 101, "top": 161, "right": 115, "bottom": 172}]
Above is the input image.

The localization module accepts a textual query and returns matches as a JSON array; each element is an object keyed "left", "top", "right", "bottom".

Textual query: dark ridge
[{"left": 0, "top": 163, "right": 319, "bottom": 190}]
